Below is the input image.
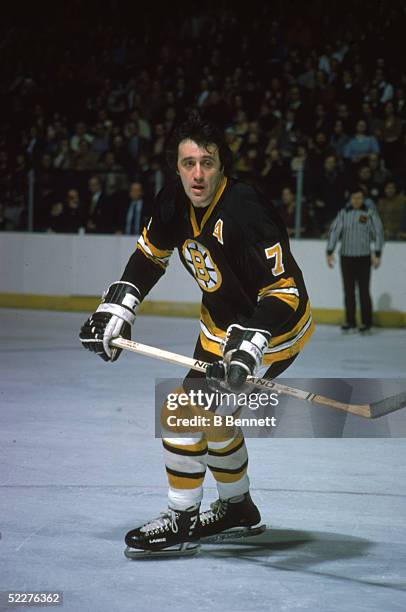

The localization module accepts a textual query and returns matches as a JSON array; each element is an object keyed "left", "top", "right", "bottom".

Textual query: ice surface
[{"left": 0, "top": 309, "right": 405, "bottom": 612}]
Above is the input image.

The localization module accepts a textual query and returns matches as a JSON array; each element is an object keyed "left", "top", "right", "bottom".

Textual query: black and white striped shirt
[{"left": 327, "top": 203, "right": 384, "bottom": 257}]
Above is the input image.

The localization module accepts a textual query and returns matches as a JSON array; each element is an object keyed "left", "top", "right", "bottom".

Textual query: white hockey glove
[
  {"left": 206, "top": 324, "right": 271, "bottom": 392},
  {"left": 79, "top": 281, "right": 140, "bottom": 362}
]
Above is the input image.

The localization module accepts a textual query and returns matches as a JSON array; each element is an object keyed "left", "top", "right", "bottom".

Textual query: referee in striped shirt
[{"left": 326, "top": 188, "right": 384, "bottom": 333}]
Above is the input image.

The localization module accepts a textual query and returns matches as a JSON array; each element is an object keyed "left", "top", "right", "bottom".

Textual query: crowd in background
[{"left": 1, "top": 0, "right": 406, "bottom": 239}]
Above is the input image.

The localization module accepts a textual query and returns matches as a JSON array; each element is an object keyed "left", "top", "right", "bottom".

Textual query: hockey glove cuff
[
  {"left": 79, "top": 281, "right": 140, "bottom": 361},
  {"left": 206, "top": 324, "right": 271, "bottom": 392}
]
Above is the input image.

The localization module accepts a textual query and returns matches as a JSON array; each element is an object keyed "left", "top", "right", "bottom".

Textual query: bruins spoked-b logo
[{"left": 182, "top": 239, "right": 222, "bottom": 292}]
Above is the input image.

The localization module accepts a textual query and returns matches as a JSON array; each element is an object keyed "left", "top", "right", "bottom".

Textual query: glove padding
[
  {"left": 79, "top": 281, "right": 140, "bottom": 361},
  {"left": 206, "top": 324, "right": 271, "bottom": 392}
]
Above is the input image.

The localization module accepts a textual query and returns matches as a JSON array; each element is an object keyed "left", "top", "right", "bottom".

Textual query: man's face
[
  {"left": 357, "top": 120, "right": 367, "bottom": 134},
  {"left": 359, "top": 167, "right": 371, "bottom": 181},
  {"left": 324, "top": 156, "right": 336, "bottom": 172},
  {"left": 369, "top": 154, "right": 378, "bottom": 169},
  {"left": 89, "top": 178, "right": 101, "bottom": 193},
  {"left": 282, "top": 188, "right": 294, "bottom": 205},
  {"left": 351, "top": 192, "right": 364, "bottom": 208},
  {"left": 177, "top": 139, "right": 224, "bottom": 208},
  {"left": 384, "top": 183, "right": 396, "bottom": 199}
]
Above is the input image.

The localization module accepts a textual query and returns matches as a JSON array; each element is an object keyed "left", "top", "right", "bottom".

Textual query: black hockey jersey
[{"left": 121, "top": 177, "right": 314, "bottom": 364}]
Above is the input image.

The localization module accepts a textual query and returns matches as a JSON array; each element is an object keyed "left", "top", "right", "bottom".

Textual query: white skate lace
[
  {"left": 200, "top": 499, "right": 228, "bottom": 526},
  {"left": 140, "top": 509, "right": 179, "bottom": 535}
]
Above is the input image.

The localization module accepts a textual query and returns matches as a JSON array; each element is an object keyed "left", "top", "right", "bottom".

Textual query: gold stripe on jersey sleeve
[
  {"left": 263, "top": 302, "right": 314, "bottom": 363},
  {"left": 136, "top": 243, "right": 167, "bottom": 270},
  {"left": 200, "top": 304, "right": 227, "bottom": 339},
  {"left": 189, "top": 177, "right": 227, "bottom": 238},
  {"left": 258, "top": 277, "right": 297, "bottom": 296},
  {"left": 136, "top": 229, "right": 173, "bottom": 270},
  {"left": 200, "top": 299, "right": 315, "bottom": 363},
  {"left": 269, "top": 300, "right": 311, "bottom": 347},
  {"left": 261, "top": 291, "right": 299, "bottom": 311},
  {"left": 258, "top": 277, "right": 299, "bottom": 310},
  {"left": 199, "top": 303, "right": 224, "bottom": 356},
  {"left": 263, "top": 315, "right": 314, "bottom": 363},
  {"left": 141, "top": 228, "right": 173, "bottom": 258}
]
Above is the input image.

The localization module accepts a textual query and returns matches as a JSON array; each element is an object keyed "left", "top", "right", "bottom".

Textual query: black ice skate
[
  {"left": 124, "top": 505, "right": 201, "bottom": 559},
  {"left": 197, "top": 492, "right": 266, "bottom": 543}
]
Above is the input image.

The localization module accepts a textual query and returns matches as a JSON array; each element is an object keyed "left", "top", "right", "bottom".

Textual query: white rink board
[{"left": 1, "top": 232, "right": 406, "bottom": 311}]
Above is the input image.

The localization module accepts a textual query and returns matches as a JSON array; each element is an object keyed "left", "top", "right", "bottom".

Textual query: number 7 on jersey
[{"left": 265, "top": 242, "right": 285, "bottom": 276}]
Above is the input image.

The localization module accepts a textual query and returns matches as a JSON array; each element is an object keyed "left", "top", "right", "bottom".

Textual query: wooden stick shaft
[{"left": 110, "top": 337, "right": 375, "bottom": 418}]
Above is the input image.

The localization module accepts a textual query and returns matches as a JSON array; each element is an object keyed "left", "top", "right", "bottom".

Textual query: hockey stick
[{"left": 110, "top": 337, "right": 406, "bottom": 419}]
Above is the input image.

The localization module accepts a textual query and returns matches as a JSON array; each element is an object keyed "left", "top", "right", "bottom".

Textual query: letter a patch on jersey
[{"left": 213, "top": 219, "right": 224, "bottom": 245}]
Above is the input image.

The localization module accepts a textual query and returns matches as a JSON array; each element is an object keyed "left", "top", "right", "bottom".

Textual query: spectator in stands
[
  {"left": 278, "top": 109, "right": 300, "bottom": 159},
  {"left": 376, "top": 101, "right": 403, "bottom": 171},
  {"left": 344, "top": 119, "right": 380, "bottom": 165},
  {"left": 125, "top": 121, "right": 146, "bottom": 163},
  {"left": 377, "top": 181, "right": 406, "bottom": 240},
  {"left": 129, "top": 108, "right": 152, "bottom": 141},
  {"left": 117, "top": 181, "right": 150, "bottom": 235},
  {"left": 196, "top": 78, "right": 210, "bottom": 108},
  {"left": 90, "top": 123, "right": 110, "bottom": 157},
  {"left": 356, "top": 165, "right": 379, "bottom": 202},
  {"left": 46, "top": 201, "right": 66, "bottom": 233},
  {"left": 137, "top": 154, "right": 166, "bottom": 199},
  {"left": 367, "top": 153, "right": 391, "bottom": 192},
  {"left": 151, "top": 123, "right": 167, "bottom": 158},
  {"left": 278, "top": 186, "right": 311, "bottom": 237},
  {"left": 0, "top": 204, "right": 5, "bottom": 230},
  {"left": 25, "top": 126, "right": 44, "bottom": 169},
  {"left": 329, "top": 119, "right": 350, "bottom": 158},
  {"left": 70, "top": 122, "right": 93, "bottom": 153},
  {"left": 335, "top": 103, "right": 353, "bottom": 133},
  {"left": 35, "top": 153, "right": 59, "bottom": 230},
  {"left": 313, "top": 103, "right": 331, "bottom": 135},
  {"left": 10, "top": 153, "right": 28, "bottom": 229},
  {"left": 63, "top": 188, "right": 86, "bottom": 233},
  {"left": 393, "top": 132, "right": 406, "bottom": 191},
  {"left": 359, "top": 102, "right": 381, "bottom": 136},
  {"left": 111, "top": 135, "right": 130, "bottom": 170},
  {"left": 86, "top": 175, "right": 115, "bottom": 234},
  {"left": 97, "top": 151, "right": 129, "bottom": 197},
  {"left": 53, "top": 139, "right": 73, "bottom": 170},
  {"left": 286, "top": 84, "right": 309, "bottom": 130},
  {"left": 373, "top": 68, "right": 394, "bottom": 104},
  {"left": 393, "top": 87, "right": 406, "bottom": 123},
  {"left": 312, "top": 154, "right": 346, "bottom": 234},
  {"left": 71, "top": 139, "right": 99, "bottom": 172},
  {"left": 337, "top": 69, "right": 360, "bottom": 110},
  {"left": 260, "top": 148, "right": 290, "bottom": 201},
  {"left": 43, "top": 125, "right": 60, "bottom": 156},
  {"left": 1, "top": 3, "right": 406, "bottom": 237},
  {"left": 224, "top": 127, "right": 243, "bottom": 161},
  {"left": 307, "top": 131, "right": 330, "bottom": 176}
]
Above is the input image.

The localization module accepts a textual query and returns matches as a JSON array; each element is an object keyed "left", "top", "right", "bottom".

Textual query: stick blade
[{"left": 369, "top": 391, "right": 406, "bottom": 418}]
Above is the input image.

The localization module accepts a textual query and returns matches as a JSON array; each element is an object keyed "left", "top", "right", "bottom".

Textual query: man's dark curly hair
[{"left": 166, "top": 112, "right": 233, "bottom": 176}]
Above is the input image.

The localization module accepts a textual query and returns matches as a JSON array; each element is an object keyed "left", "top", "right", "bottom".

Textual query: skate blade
[
  {"left": 201, "top": 523, "right": 266, "bottom": 544},
  {"left": 124, "top": 542, "right": 200, "bottom": 560}
]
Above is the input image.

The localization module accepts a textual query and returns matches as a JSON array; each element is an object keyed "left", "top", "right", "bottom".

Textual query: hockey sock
[
  {"left": 206, "top": 427, "right": 250, "bottom": 499},
  {"left": 162, "top": 434, "right": 208, "bottom": 510}
]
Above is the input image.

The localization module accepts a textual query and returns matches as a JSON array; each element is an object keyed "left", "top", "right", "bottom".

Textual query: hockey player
[{"left": 80, "top": 114, "right": 314, "bottom": 558}]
